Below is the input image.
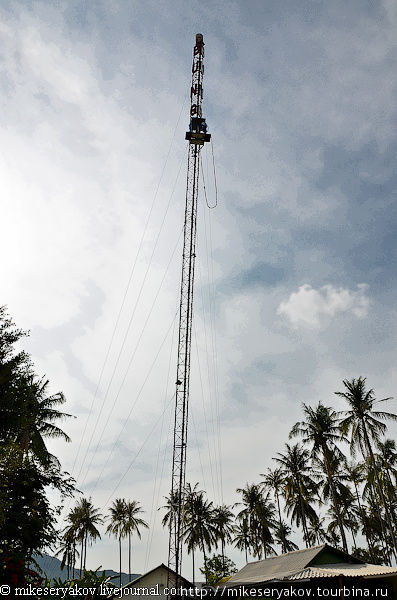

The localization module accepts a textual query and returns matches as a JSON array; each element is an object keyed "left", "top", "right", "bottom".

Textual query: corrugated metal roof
[
  {"left": 224, "top": 545, "right": 328, "bottom": 586},
  {"left": 289, "top": 564, "right": 397, "bottom": 580},
  {"left": 224, "top": 546, "right": 397, "bottom": 587}
]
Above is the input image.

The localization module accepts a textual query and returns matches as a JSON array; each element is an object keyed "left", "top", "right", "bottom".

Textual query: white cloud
[{"left": 277, "top": 283, "right": 370, "bottom": 328}]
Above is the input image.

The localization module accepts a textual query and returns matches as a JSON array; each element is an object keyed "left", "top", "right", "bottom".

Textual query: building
[
  {"left": 223, "top": 544, "right": 397, "bottom": 597},
  {"left": 111, "top": 564, "right": 193, "bottom": 599}
]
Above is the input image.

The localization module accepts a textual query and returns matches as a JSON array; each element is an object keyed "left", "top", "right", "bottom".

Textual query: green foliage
[
  {"left": 43, "top": 568, "right": 117, "bottom": 598},
  {"left": 351, "top": 546, "right": 384, "bottom": 565},
  {"left": 199, "top": 554, "right": 237, "bottom": 585},
  {"left": 0, "top": 307, "right": 75, "bottom": 580}
]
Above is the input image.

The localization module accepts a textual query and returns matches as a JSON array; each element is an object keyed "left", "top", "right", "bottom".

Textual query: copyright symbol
[{"left": 0, "top": 585, "right": 10, "bottom": 595}]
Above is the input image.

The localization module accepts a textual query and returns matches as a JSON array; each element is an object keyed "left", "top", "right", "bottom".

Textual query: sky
[{"left": 1, "top": 0, "right": 397, "bottom": 580}]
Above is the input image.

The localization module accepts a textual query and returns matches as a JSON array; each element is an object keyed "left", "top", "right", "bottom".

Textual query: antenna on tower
[{"left": 167, "top": 33, "right": 211, "bottom": 591}]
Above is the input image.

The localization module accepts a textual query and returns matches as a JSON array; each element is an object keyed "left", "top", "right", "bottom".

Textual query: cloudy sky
[{"left": 1, "top": 0, "right": 397, "bottom": 578}]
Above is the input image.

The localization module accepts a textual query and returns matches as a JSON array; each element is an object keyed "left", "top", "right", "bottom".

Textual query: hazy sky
[{"left": 1, "top": 0, "right": 397, "bottom": 579}]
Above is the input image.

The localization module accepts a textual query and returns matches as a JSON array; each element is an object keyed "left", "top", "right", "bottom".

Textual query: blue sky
[{"left": 1, "top": 0, "right": 397, "bottom": 578}]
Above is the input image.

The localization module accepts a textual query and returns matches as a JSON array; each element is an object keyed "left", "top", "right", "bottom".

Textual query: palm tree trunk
[
  {"left": 363, "top": 422, "right": 397, "bottom": 560},
  {"left": 129, "top": 533, "right": 131, "bottom": 583},
  {"left": 353, "top": 480, "right": 375, "bottom": 562},
  {"left": 72, "top": 540, "right": 75, "bottom": 579},
  {"left": 192, "top": 549, "right": 195, "bottom": 585},
  {"left": 297, "top": 487, "right": 309, "bottom": 548},
  {"left": 275, "top": 491, "right": 285, "bottom": 553},
  {"left": 119, "top": 536, "right": 122, "bottom": 588},
  {"left": 80, "top": 536, "right": 84, "bottom": 574},
  {"left": 201, "top": 536, "right": 208, "bottom": 584},
  {"left": 350, "top": 522, "right": 357, "bottom": 550},
  {"left": 221, "top": 537, "right": 225, "bottom": 575},
  {"left": 322, "top": 446, "right": 348, "bottom": 553},
  {"left": 368, "top": 484, "right": 391, "bottom": 566}
]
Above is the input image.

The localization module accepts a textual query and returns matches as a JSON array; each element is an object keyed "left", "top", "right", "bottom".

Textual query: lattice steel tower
[{"left": 167, "top": 33, "right": 211, "bottom": 587}]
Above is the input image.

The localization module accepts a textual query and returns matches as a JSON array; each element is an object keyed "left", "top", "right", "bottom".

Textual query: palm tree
[
  {"left": 306, "top": 516, "right": 328, "bottom": 546},
  {"left": 160, "top": 489, "right": 179, "bottom": 537},
  {"left": 184, "top": 491, "right": 216, "bottom": 582},
  {"left": 212, "top": 505, "right": 235, "bottom": 575},
  {"left": 64, "top": 506, "right": 82, "bottom": 577},
  {"left": 336, "top": 377, "right": 397, "bottom": 558},
  {"left": 290, "top": 402, "right": 349, "bottom": 553},
  {"left": 233, "top": 517, "right": 251, "bottom": 563},
  {"left": 345, "top": 461, "right": 376, "bottom": 562},
  {"left": 123, "top": 500, "right": 148, "bottom": 583},
  {"left": 55, "top": 529, "right": 80, "bottom": 580},
  {"left": 107, "top": 498, "right": 127, "bottom": 587},
  {"left": 183, "top": 483, "right": 203, "bottom": 583},
  {"left": 73, "top": 497, "right": 103, "bottom": 573},
  {"left": 235, "top": 483, "right": 276, "bottom": 559},
  {"left": 18, "top": 375, "right": 72, "bottom": 466},
  {"left": 274, "top": 522, "right": 299, "bottom": 553},
  {"left": 261, "top": 468, "right": 287, "bottom": 553},
  {"left": 274, "top": 444, "right": 318, "bottom": 548},
  {"left": 376, "top": 439, "right": 397, "bottom": 506}
]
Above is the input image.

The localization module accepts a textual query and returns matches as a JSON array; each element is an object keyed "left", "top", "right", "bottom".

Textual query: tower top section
[{"left": 185, "top": 34, "right": 211, "bottom": 146}]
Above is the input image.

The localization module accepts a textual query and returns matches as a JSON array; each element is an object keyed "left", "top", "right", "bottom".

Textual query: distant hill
[{"left": 33, "top": 554, "right": 140, "bottom": 586}]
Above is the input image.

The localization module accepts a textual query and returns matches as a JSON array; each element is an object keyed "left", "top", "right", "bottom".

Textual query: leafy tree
[
  {"left": 0, "top": 306, "right": 31, "bottom": 445},
  {"left": 0, "top": 307, "right": 75, "bottom": 583},
  {"left": 199, "top": 554, "right": 237, "bottom": 585},
  {"left": 43, "top": 568, "right": 117, "bottom": 597}
]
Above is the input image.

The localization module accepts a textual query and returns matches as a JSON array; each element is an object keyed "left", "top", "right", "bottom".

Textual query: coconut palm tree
[
  {"left": 107, "top": 498, "right": 127, "bottom": 586},
  {"left": 274, "top": 444, "right": 318, "bottom": 548},
  {"left": 336, "top": 377, "right": 397, "bottom": 558},
  {"left": 233, "top": 517, "right": 251, "bottom": 563},
  {"left": 160, "top": 489, "right": 179, "bottom": 530},
  {"left": 55, "top": 529, "right": 80, "bottom": 580},
  {"left": 376, "top": 439, "right": 397, "bottom": 506},
  {"left": 290, "top": 402, "right": 349, "bottom": 553},
  {"left": 212, "top": 505, "right": 235, "bottom": 575},
  {"left": 73, "top": 497, "right": 103, "bottom": 573},
  {"left": 17, "top": 375, "right": 72, "bottom": 466},
  {"left": 183, "top": 483, "right": 204, "bottom": 583},
  {"left": 184, "top": 490, "right": 216, "bottom": 582},
  {"left": 235, "top": 483, "right": 276, "bottom": 559},
  {"left": 63, "top": 506, "right": 82, "bottom": 577},
  {"left": 261, "top": 468, "right": 287, "bottom": 553},
  {"left": 345, "top": 461, "right": 376, "bottom": 561},
  {"left": 123, "top": 500, "right": 148, "bottom": 583},
  {"left": 274, "top": 522, "right": 298, "bottom": 553},
  {"left": 306, "top": 516, "right": 328, "bottom": 547}
]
